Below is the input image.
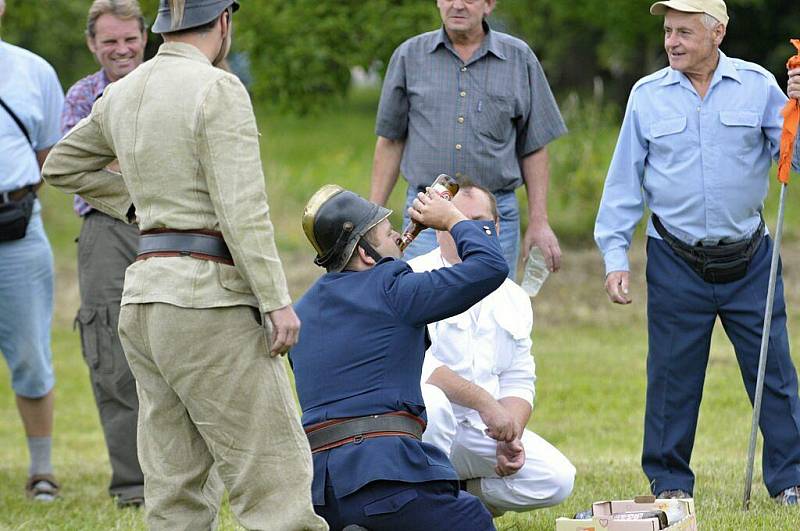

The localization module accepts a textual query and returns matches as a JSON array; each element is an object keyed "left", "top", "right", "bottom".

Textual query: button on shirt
[
  {"left": 595, "top": 51, "right": 800, "bottom": 274},
  {"left": 376, "top": 23, "right": 566, "bottom": 193},
  {"left": 0, "top": 40, "right": 64, "bottom": 192},
  {"left": 411, "top": 247, "right": 535, "bottom": 431},
  {"left": 61, "top": 69, "right": 111, "bottom": 216}
]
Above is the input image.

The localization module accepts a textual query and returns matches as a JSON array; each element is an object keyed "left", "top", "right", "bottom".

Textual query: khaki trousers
[{"left": 119, "top": 303, "right": 327, "bottom": 531}]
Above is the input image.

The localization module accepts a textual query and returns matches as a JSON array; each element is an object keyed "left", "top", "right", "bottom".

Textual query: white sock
[{"left": 27, "top": 436, "right": 53, "bottom": 476}]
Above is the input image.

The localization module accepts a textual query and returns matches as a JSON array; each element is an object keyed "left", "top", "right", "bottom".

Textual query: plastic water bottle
[{"left": 521, "top": 246, "right": 549, "bottom": 297}]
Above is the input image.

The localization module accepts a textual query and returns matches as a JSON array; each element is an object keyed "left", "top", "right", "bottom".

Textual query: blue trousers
[
  {"left": 402, "top": 186, "right": 520, "bottom": 279},
  {"left": 644, "top": 236, "right": 800, "bottom": 497},
  {"left": 316, "top": 479, "right": 495, "bottom": 531}
]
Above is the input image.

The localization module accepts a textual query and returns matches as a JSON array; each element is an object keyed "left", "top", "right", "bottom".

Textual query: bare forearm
[
  {"left": 428, "top": 366, "right": 495, "bottom": 412},
  {"left": 36, "top": 148, "right": 51, "bottom": 172},
  {"left": 521, "top": 147, "right": 550, "bottom": 223},
  {"left": 499, "top": 397, "right": 532, "bottom": 433},
  {"left": 370, "top": 136, "right": 405, "bottom": 205}
]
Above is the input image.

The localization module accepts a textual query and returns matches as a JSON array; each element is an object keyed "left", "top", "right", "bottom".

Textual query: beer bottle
[{"left": 398, "top": 174, "right": 459, "bottom": 251}]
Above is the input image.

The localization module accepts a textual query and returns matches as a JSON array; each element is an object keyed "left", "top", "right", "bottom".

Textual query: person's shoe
[
  {"left": 25, "top": 474, "right": 60, "bottom": 502},
  {"left": 117, "top": 495, "right": 145, "bottom": 509},
  {"left": 655, "top": 489, "right": 691, "bottom": 499},
  {"left": 774, "top": 486, "right": 800, "bottom": 505}
]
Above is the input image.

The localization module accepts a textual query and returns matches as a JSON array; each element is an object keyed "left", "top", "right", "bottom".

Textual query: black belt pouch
[
  {"left": 653, "top": 214, "right": 762, "bottom": 284},
  {"left": 0, "top": 191, "right": 35, "bottom": 242}
]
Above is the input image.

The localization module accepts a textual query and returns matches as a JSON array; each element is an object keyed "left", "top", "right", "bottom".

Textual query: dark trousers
[
  {"left": 644, "top": 236, "right": 800, "bottom": 497},
  {"left": 75, "top": 211, "right": 144, "bottom": 502},
  {"left": 316, "top": 479, "right": 495, "bottom": 531}
]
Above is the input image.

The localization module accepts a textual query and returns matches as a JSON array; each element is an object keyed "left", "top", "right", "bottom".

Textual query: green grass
[{"left": 3, "top": 90, "right": 800, "bottom": 529}]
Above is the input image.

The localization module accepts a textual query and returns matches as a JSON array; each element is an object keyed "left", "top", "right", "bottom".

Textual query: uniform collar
[
  {"left": 428, "top": 20, "right": 506, "bottom": 62},
  {"left": 659, "top": 49, "right": 741, "bottom": 87},
  {"left": 156, "top": 41, "right": 212, "bottom": 65}
]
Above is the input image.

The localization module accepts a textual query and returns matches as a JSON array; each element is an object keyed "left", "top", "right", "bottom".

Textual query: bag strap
[{"left": 0, "top": 95, "right": 33, "bottom": 148}]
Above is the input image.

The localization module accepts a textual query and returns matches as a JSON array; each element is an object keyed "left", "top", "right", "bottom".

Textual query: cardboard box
[
  {"left": 592, "top": 513, "right": 697, "bottom": 531},
  {"left": 556, "top": 497, "right": 697, "bottom": 531}
]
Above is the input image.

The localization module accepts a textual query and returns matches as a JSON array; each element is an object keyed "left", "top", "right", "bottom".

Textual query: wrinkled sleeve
[
  {"left": 37, "top": 63, "right": 65, "bottom": 150},
  {"left": 42, "top": 95, "right": 131, "bottom": 220},
  {"left": 497, "top": 296, "right": 535, "bottom": 406},
  {"left": 375, "top": 46, "right": 409, "bottom": 140},
  {"left": 516, "top": 49, "right": 567, "bottom": 157},
  {"left": 198, "top": 75, "right": 291, "bottom": 314},
  {"left": 594, "top": 89, "right": 647, "bottom": 274},
  {"left": 383, "top": 221, "right": 508, "bottom": 327}
]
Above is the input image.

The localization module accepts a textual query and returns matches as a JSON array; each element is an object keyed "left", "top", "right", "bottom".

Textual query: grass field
[{"left": 2, "top": 89, "right": 800, "bottom": 530}]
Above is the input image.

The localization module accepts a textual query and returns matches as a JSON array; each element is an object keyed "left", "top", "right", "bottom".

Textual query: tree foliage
[
  {"left": 500, "top": 0, "right": 798, "bottom": 103},
  {"left": 1, "top": 0, "right": 797, "bottom": 110}
]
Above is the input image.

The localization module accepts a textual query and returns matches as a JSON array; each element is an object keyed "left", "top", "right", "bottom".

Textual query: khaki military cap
[{"left": 650, "top": 0, "right": 729, "bottom": 26}]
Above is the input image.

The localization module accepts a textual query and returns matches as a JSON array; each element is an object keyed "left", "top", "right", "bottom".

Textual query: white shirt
[
  {"left": 410, "top": 247, "right": 536, "bottom": 429},
  {"left": 0, "top": 39, "right": 64, "bottom": 191}
]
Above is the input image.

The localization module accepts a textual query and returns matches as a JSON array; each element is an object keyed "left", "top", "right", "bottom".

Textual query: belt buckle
[{"left": 353, "top": 434, "right": 365, "bottom": 444}]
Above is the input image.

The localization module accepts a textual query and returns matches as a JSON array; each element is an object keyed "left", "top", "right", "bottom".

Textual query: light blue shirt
[
  {"left": 595, "top": 50, "right": 800, "bottom": 274},
  {"left": 0, "top": 39, "right": 64, "bottom": 192}
]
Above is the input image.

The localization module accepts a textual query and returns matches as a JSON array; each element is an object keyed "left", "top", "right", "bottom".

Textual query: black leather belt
[
  {"left": 652, "top": 214, "right": 764, "bottom": 284},
  {"left": 137, "top": 229, "right": 233, "bottom": 266},
  {"left": 305, "top": 412, "right": 426, "bottom": 454},
  {"left": 0, "top": 185, "right": 35, "bottom": 204}
]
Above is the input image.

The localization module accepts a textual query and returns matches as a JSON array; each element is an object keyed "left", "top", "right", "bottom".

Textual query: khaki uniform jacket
[{"left": 43, "top": 43, "right": 290, "bottom": 314}]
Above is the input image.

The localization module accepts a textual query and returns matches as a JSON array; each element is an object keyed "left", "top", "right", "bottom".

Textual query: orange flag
[{"left": 778, "top": 39, "right": 800, "bottom": 184}]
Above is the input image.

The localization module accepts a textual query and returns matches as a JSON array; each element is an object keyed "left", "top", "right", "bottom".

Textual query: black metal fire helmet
[{"left": 302, "top": 185, "right": 392, "bottom": 273}]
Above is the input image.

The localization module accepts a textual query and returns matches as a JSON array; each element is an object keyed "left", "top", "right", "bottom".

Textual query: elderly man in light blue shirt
[
  {"left": 0, "top": 0, "right": 64, "bottom": 501},
  {"left": 595, "top": 0, "right": 800, "bottom": 505}
]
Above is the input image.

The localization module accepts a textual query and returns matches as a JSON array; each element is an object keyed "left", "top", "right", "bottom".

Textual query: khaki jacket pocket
[{"left": 218, "top": 263, "right": 254, "bottom": 295}]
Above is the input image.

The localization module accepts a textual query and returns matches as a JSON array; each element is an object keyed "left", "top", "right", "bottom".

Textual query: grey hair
[{"left": 701, "top": 13, "right": 722, "bottom": 29}]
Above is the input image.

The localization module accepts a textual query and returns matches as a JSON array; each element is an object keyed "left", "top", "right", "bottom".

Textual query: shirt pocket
[
  {"left": 650, "top": 116, "right": 687, "bottom": 138},
  {"left": 217, "top": 263, "right": 253, "bottom": 294},
  {"left": 718, "top": 110, "right": 762, "bottom": 153},
  {"left": 476, "top": 94, "right": 514, "bottom": 144},
  {"left": 648, "top": 115, "right": 690, "bottom": 161}
]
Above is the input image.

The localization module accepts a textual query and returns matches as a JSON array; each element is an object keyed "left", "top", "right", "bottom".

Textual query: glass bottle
[{"left": 398, "top": 174, "right": 459, "bottom": 251}]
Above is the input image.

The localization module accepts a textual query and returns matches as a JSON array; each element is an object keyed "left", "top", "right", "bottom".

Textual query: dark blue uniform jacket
[{"left": 290, "top": 220, "right": 508, "bottom": 505}]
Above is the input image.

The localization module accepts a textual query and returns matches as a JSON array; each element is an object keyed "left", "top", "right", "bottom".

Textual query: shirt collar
[
  {"left": 659, "top": 49, "right": 741, "bottom": 87},
  {"left": 428, "top": 20, "right": 506, "bottom": 62},
  {"left": 157, "top": 41, "right": 212, "bottom": 65}
]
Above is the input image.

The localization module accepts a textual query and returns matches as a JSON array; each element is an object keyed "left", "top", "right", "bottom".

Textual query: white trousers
[{"left": 422, "top": 383, "right": 576, "bottom": 512}]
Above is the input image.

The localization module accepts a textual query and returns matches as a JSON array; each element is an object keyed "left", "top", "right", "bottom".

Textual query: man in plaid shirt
[{"left": 61, "top": 0, "right": 147, "bottom": 509}]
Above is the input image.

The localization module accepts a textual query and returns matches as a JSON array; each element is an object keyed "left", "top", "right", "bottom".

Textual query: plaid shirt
[
  {"left": 376, "top": 23, "right": 567, "bottom": 192},
  {"left": 61, "top": 69, "right": 110, "bottom": 216}
]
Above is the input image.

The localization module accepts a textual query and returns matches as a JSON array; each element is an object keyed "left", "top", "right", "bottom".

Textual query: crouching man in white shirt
[{"left": 409, "top": 181, "right": 575, "bottom": 516}]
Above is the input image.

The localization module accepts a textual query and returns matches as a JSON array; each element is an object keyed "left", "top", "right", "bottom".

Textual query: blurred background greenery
[{"left": 3, "top": 0, "right": 798, "bottom": 246}]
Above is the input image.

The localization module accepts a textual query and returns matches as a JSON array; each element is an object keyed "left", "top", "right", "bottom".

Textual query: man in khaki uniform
[{"left": 42, "top": 1, "right": 326, "bottom": 529}]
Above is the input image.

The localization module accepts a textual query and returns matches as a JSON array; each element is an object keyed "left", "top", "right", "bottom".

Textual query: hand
[
  {"left": 266, "top": 305, "right": 301, "bottom": 357},
  {"left": 523, "top": 219, "right": 561, "bottom": 273},
  {"left": 479, "top": 400, "right": 517, "bottom": 443},
  {"left": 407, "top": 189, "right": 466, "bottom": 231},
  {"left": 495, "top": 439, "right": 525, "bottom": 477},
  {"left": 106, "top": 160, "right": 121, "bottom": 174},
  {"left": 789, "top": 68, "right": 800, "bottom": 100},
  {"left": 605, "top": 271, "right": 631, "bottom": 304}
]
